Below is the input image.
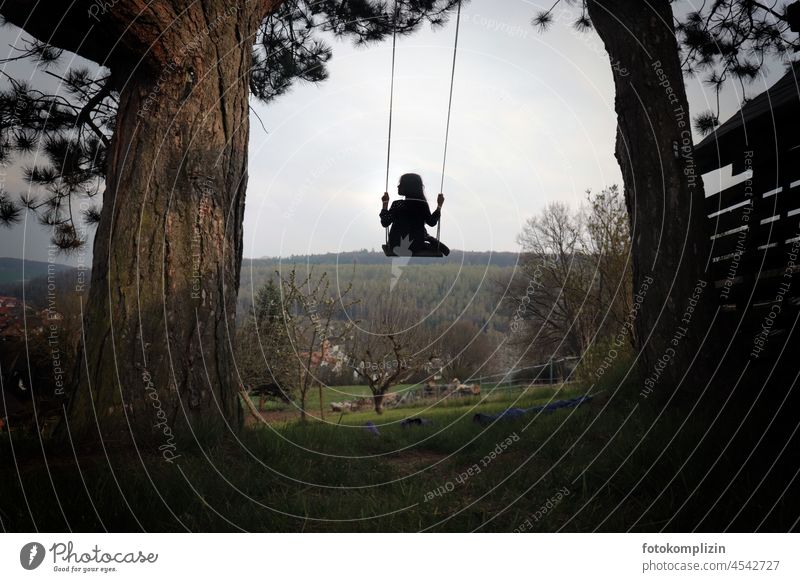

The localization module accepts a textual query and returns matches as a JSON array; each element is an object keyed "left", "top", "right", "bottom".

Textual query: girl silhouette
[{"left": 380, "top": 173, "right": 450, "bottom": 256}]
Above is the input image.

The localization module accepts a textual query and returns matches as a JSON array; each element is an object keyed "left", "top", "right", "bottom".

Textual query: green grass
[
  {"left": 2, "top": 368, "right": 792, "bottom": 532},
  {"left": 298, "top": 383, "right": 410, "bottom": 413},
  {"left": 273, "top": 382, "right": 562, "bottom": 419},
  {"left": 246, "top": 384, "right": 413, "bottom": 420}
]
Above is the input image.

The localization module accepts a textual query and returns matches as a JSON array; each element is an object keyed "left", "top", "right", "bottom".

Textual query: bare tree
[
  {"left": 511, "top": 201, "right": 595, "bottom": 357},
  {"left": 279, "top": 267, "right": 356, "bottom": 422},
  {"left": 509, "top": 186, "right": 631, "bottom": 361},
  {"left": 348, "top": 294, "right": 435, "bottom": 414}
]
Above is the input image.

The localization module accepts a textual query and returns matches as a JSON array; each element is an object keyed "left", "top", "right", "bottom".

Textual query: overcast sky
[
  {"left": 245, "top": 0, "right": 625, "bottom": 259},
  {"left": 0, "top": 0, "right": 792, "bottom": 263}
]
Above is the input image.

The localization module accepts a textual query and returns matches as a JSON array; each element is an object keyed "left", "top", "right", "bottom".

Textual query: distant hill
[
  {"left": 240, "top": 249, "right": 518, "bottom": 333},
  {"left": 246, "top": 249, "right": 520, "bottom": 267},
  {"left": 0, "top": 251, "right": 518, "bottom": 333},
  {"left": 0, "top": 257, "right": 74, "bottom": 286}
]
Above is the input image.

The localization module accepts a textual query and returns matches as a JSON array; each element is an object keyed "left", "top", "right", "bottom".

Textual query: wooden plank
[
  {"left": 711, "top": 241, "right": 800, "bottom": 276},
  {"left": 749, "top": 242, "right": 800, "bottom": 272},
  {"left": 705, "top": 196, "right": 800, "bottom": 245},
  {"left": 710, "top": 228, "right": 750, "bottom": 258},
  {"left": 767, "top": 183, "right": 800, "bottom": 217},
  {"left": 780, "top": 145, "right": 800, "bottom": 182},
  {"left": 752, "top": 219, "right": 800, "bottom": 247},
  {"left": 704, "top": 144, "right": 800, "bottom": 309},
  {"left": 707, "top": 200, "right": 753, "bottom": 232},
  {"left": 713, "top": 269, "right": 800, "bottom": 307},
  {"left": 705, "top": 180, "right": 752, "bottom": 214},
  {"left": 704, "top": 162, "right": 786, "bottom": 215},
  {"left": 710, "top": 254, "right": 748, "bottom": 287}
]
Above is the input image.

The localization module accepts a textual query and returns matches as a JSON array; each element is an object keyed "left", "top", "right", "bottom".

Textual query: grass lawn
[
  {"left": 295, "top": 383, "right": 411, "bottom": 414},
  {"left": 244, "top": 383, "right": 412, "bottom": 421},
  {"left": 261, "top": 382, "right": 563, "bottom": 421}
]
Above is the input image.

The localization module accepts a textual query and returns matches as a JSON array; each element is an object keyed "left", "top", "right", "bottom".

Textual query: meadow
[
  {"left": 250, "top": 382, "right": 550, "bottom": 420},
  {"left": 6, "top": 364, "right": 775, "bottom": 533}
]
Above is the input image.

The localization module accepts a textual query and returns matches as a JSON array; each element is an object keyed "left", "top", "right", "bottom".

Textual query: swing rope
[
  {"left": 439, "top": 0, "right": 462, "bottom": 195},
  {"left": 384, "top": 0, "right": 462, "bottom": 252},
  {"left": 436, "top": 0, "right": 462, "bottom": 250},
  {"left": 384, "top": 0, "right": 398, "bottom": 246}
]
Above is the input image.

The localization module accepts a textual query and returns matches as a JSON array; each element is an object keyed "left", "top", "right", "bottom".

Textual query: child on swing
[{"left": 380, "top": 173, "right": 450, "bottom": 256}]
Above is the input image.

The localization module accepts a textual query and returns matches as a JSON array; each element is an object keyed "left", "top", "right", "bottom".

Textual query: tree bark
[
  {"left": 586, "top": 0, "right": 713, "bottom": 398},
  {"left": 0, "top": 0, "right": 279, "bottom": 74},
  {"left": 299, "top": 390, "right": 308, "bottom": 422},
  {"left": 49, "top": 0, "right": 284, "bottom": 447},
  {"left": 373, "top": 392, "right": 385, "bottom": 414}
]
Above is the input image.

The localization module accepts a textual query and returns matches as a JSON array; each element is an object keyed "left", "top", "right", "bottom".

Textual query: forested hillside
[
  {"left": 0, "top": 257, "right": 72, "bottom": 285},
  {"left": 238, "top": 250, "right": 519, "bottom": 333},
  {"left": 0, "top": 251, "right": 519, "bottom": 336}
]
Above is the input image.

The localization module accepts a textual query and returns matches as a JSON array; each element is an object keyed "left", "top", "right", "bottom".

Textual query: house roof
[{"left": 696, "top": 62, "right": 800, "bottom": 172}]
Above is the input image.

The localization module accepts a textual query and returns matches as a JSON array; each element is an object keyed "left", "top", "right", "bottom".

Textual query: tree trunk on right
[{"left": 587, "top": 0, "right": 713, "bottom": 399}]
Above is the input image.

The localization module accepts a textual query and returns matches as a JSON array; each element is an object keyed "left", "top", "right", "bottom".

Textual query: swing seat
[{"left": 382, "top": 244, "right": 444, "bottom": 258}]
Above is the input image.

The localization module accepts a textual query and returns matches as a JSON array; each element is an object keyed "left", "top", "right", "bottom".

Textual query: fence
[{"left": 467, "top": 357, "right": 579, "bottom": 388}]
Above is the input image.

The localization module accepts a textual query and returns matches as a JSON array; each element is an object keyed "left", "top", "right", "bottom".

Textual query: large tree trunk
[
  {"left": 587, "top": 0, "right": 713, "bottom": 398},
  {"left": 51, "top": 1, "right": 279, "bottom": 448}
]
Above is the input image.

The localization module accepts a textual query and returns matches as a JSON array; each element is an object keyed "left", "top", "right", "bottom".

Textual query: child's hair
[{"left": 398, "top": 173, "right": 426, "bottom": 201}]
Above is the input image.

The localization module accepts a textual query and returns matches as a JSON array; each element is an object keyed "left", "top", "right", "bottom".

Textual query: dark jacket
[{"left": 380, "top": 199, "right": 440, "bottom": 250}]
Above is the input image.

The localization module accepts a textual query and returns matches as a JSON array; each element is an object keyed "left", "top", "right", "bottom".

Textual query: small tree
[
  {"left": 236, "top": 280, "right": 294, "bottom": 410},
  {"left": 279, "top": 268, "right": 356, "bottom": 421},
  {"left": 348, "top": 294, "right": 434, "bottom": 414}
]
